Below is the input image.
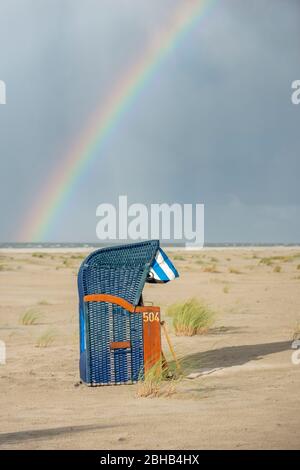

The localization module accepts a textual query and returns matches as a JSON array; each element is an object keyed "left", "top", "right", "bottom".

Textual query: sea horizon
[{"left": 1, "top": 242, "right": 300, "bottom": 252}]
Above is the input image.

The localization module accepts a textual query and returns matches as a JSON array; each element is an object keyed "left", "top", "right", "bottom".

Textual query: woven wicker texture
[{"left": 78, "top": 240, "right": 159, "bottom": 385}]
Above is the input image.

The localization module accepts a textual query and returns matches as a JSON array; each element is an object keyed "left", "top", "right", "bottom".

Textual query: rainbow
[{"left": 20, "top": 0, "right": 216, "bottom": 242}]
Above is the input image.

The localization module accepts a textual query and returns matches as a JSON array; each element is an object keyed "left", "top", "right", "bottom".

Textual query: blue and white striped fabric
[{"left": 148, "top": 248, "right": 179, "bottom": 283}]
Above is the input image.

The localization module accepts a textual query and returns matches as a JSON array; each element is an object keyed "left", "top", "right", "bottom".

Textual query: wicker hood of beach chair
[{"left": 78, "top": 240, "right": 176, "bottom": 386}]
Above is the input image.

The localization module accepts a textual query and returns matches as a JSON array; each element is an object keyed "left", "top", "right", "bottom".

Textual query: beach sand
[{"left": 0, "top": 247, "right": 299, "bottom": 449}]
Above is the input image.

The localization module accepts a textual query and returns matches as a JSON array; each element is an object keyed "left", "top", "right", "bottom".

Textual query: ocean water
[{"left": 0, "top": 242, "right": 299, "bottom": 250}]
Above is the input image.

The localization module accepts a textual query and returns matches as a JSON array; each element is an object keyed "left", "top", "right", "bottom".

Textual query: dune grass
[
  {"left": 223, "top": 285, "right": 230, "bottom": 294},
  {"left": 274, "top": 256, "right": 290, "bottom": 262},
  {"left": 32, "top": 252, "right": 46, "bottom": 258},
  {"left": 20, "top": 309, "right": 41, "bottom": 326},
  {"left": 273, "top": 265, "right": 282, "bottom": 273},
  {"left": 136, "top": 361, "right": 162, "bottom": 398},
  {"left": 259, "top": 257, "right": 273, "bottom": 266},
  {"left": 136, "top": 360, "right": 178, "bottom": 398},
  {"left": 202, "top": 264, "right": 219, "bottom": 273},
  {"left": 36, "top": 329, "right": 56, "bottom": 348},
  {"left": 173, "top": 254, "right": 186, "bottom": 261},
  {"left": 167, "top": 298, "right": 214, "bottom": 336},
  {"left": 62, "top": 257, "right": 81, "bottom": 268},
  {"left": 259, "top": 254, "right": 300, "bottom": 266},
  {"left": 70, "top": 254, "right": 86, "bottom": 260},
  {"left": 62, "top": 258, "right": 72, "bottom": 267},
  {"left": 228, "top": 267, "right": 242, "bottom": 274},
  {"left": 37, "top": 300, "right": 50, "bottom": 306}
]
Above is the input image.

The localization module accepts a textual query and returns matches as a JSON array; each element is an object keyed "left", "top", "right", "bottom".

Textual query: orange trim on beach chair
[
  {"left": 110, "top": 341, "right": 131, "bottom": 349},
  {"left": 83, "top": 293, "right": 160, "bottom": 314},
  {"left": 84, "top": 293, "right": 162, "bottom": 373}
]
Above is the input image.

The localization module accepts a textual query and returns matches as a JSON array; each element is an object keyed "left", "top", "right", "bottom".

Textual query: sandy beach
[{"left": 0, "top": 247, "right": 299, "bottom": 449}]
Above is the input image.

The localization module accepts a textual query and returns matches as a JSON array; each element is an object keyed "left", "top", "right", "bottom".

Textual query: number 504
[{"left": 143, "top": 312, "right": 160, "bottom": 323}]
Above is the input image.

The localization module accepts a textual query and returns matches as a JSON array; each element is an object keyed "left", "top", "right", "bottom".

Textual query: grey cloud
[{"left": 0, "top": 0, "right": 299, "bottom": 242}]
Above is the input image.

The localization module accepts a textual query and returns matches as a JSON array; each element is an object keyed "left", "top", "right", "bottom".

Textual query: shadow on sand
[
  {"left": 0, "top": 423, "right": 122, "bottom": 445},
  {"left": 177, "top": 340, "right": 291, "bottom": 373}
]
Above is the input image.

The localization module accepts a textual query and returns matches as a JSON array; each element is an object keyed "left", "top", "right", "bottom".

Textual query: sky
[{"left": 0, "top": 0, "right": 299, "bottom": 244}]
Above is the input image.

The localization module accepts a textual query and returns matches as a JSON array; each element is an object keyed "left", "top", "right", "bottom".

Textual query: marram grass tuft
[{"left": 167, "top": 298, "right": 214, "bottom": 336}]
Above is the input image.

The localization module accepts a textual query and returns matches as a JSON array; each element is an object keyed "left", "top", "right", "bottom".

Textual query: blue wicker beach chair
[{"left": 78, "top": 240, "right": 178, "bottom": 386}]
